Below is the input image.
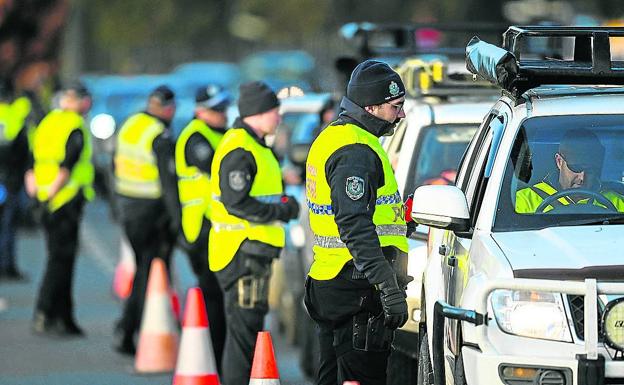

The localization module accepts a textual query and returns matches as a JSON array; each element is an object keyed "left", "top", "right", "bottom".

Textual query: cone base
[
  {"left": 248, "top": 379, "right": 280, "bottom": 385},
  {"left": 135, "top": 333, "right": 178, "bottom": 373},
  {"left": 173, "top": 373, "right": 219, "bottom": 385}
]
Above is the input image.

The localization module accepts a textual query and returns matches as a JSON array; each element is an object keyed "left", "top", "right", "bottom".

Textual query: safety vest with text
[
  {"left": 209, "top": 128, "right": 285, "bottom": 272},
  {"left": 114, "top": 113, "right": 163, "bottom": 199},
  {"left": 175, "top": 119, "right": 224, "bottom": 243},
  {"left": 306, "top": 123, "right": 408, "bottom": 280},
  {"left": 33, "top": 109, "right": 94, "bottom": 212}
]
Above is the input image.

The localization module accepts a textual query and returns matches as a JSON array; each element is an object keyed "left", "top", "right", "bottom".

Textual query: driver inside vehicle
[{"left": 515, "top": 128, "right": 624, "bottom": 213}]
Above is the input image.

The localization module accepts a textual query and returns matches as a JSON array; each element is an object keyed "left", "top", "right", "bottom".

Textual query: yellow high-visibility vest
[
  {"left": 33, "top": 109, "right": 94, "bottom": 212},
  {"left": 175, "top": 119, "right": 224, "bottom": 243},
  {"left": 114, "top": 113, "right": 163, "bottom": 199},
  {"left": 306, "top": 122, "right": 408, "bottom": 280},
  {"left": 209, "top": 128, "right": 285, "bottom": 272},
  {"left": 516, "top": 181, "right": 624, "bottom": 213}
]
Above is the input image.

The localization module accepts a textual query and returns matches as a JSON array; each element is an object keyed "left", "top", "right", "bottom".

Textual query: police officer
[
  {"left": 209, "top": 81, "right": 299, "bottom": 385},
  {"left": 304, "top": 60, "right": 410, "bottom": 385},
  {"left": 0, "top": 82, "right": 30, "bottom": 280},
  {"left": 175, "top": 85, "right": 230, "bottom": 370},
  {"left": 112, "top": 85, "right": 180, "bottom": 355},
  {"left": 26, "top": 82, "right": 94, "bottom": 336}
]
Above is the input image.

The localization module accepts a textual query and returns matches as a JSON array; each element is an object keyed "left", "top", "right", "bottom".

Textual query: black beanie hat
[
  {"left": 347, "top": 60, "right": 405, "bottom": 107},
  {"left": 238, "top": 81, "right": 280, "bottom": 118},
  {"left": 149, "top": 85, "right": 175, "bottom": 105}
]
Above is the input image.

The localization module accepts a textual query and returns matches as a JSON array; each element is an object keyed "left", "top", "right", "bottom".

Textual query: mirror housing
[{"left": 411, "top": 185, "right": 470, "bottom": 232}]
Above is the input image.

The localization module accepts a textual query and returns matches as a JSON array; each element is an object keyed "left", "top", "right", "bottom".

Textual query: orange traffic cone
[
  {"left": 249, "top": 331, "right": 280, "bottom": 385},
  {"left": 112, "top": 234, "right": 135, "bottom": 300},
  {"left": 173, "top": 287, "right": 219, "bottom": 385},
  {"left": 343, "top": 382, "right": 360, "bottom": 385},
  {"left": 134, "top": 258, "right": 179, "bottom": 373}
]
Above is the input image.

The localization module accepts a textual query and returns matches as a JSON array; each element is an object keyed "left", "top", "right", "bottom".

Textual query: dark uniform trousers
[
  {"left": 215, "top": 249, "right": 271, "bottom": 385},
  {"left": 182, "top": 218, "right": 226, "bottom": 372},
  {"left": 117, "top": 206, "right": 176, "bottom": 339},
  {"left": 304, "top": 263, "right": 391, "bottom": 385},
  {"left": 36, "top": 195, "right": 85, "bottom": 322}
]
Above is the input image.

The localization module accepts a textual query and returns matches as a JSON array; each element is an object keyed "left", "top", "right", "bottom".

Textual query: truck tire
[
  {"left": 417, "top": 332, "right": 433, "bottom": 385},
  {"left": 387, "top": 348, "right": 417, "bottom": 385}
]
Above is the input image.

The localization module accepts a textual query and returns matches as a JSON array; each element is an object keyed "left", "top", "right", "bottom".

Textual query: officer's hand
[
  {"left": 406, "top": 221, "right": 417, "bottom": 238},
  {"left": 377, "top": 275, "right": 408, "bottom": 329},
  {"left": 280, "top": 195, "right": 300, "bottom": 221}
]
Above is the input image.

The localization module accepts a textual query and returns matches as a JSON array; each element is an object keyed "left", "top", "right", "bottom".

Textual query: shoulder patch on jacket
[
  {"left": 229, "top": 170, "right": 248, "bottom": 191},
  {"left": 346, "top": 176, "right": 365, "bottom": 200}
]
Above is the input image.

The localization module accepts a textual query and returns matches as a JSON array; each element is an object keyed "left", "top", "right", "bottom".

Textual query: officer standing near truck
[
  {"left": 175, "top": 85, "right": 230, "bottom": 370},
  {"left": 304, "top": 60, "right": 411, "bottom": 385},
  {"left": 209, "top": 81, "right": 300, "bottom": 385}
]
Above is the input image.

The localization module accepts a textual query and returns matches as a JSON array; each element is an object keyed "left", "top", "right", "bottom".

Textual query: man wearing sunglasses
[
  {"left": 304, "top": 60, "right": 411, "bottom": 385},
  {"left": 516, "top": 128, "right": 624, "bottom": 213}
]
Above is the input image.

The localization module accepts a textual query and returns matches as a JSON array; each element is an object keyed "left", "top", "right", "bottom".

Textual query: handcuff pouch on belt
[{"left": 237, "top": 257, "right": 270, "bottom": 309}]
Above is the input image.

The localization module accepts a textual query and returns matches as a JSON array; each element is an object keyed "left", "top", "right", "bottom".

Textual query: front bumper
[
  {"left": 462, "top": 345, "right": 624, "bottom": 385},
  {"left": 433, "top": 279, "right": 624, "bottom": 385}
]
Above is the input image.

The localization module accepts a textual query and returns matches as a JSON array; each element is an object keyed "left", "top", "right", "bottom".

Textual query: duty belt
[{"left": 313, "top": 224, "right": 407, "bottom": 248}]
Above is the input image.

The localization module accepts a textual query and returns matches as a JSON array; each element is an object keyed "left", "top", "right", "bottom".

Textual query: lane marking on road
[{"left": 81, "top": 222, "right": 116, "bottom": 275}]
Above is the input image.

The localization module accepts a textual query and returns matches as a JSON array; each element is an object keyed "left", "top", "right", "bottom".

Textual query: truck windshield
[
  {"left": 404, "top": 124, "right": 477, "bottom": 196},
  {"left": 494, "top": 114, "right": 624, "bottom": 231}
]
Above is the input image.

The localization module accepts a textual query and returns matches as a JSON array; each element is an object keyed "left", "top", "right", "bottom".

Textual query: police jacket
[
  {"left": 184, "top": 123, "right": 226, "bottom": 174},
  {"left": 216, "top": 118, "right": 293, "bottom": 259},
  {"left": 114, "top": 112, "right": 180, "bottom": 229},
  {"left": 322, "top": 97, "right": 405, "bottom": 284}
]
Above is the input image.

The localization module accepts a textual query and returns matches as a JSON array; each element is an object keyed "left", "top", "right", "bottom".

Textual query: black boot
[{"left": 113, "top": 325, "right": 136, "bottom": 356}]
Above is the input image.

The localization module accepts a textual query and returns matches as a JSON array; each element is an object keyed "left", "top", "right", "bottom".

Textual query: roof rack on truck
[{"left": 466, "top": 26, "right": 624, "bottom": 97}]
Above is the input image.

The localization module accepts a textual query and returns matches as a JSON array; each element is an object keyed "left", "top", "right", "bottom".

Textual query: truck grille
[{"left": 566, "top": 295, "right": 603, "bottom": 341}]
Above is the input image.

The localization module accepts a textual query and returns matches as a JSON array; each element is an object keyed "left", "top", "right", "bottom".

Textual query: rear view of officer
[
  {"left": 175, "top": 85, "right": 230, "bottom": 370},
  {"left": 209, "top": 81, "right": 299, "bottom": 385},
  {"left": 112, "top": 85, "right": 180, "bottom": 355},
  {"left": 304, "top": 60, "right": 410, "bottom": 385},
  {"left": 26, "top": 82, "right": 94, "bottom": 337},
  {"left": 0, "top": 82, "right": 30, "bottom": 280}
]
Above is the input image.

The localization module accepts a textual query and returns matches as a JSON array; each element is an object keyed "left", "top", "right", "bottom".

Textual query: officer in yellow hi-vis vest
[
  {"left": 175, "top": 85, "right": 230, "bottom": 370},
  {"left": 112, "top": 85, "right": 180, "bottom": 355},
  {"left": 0, "top": 82, "right": 31, "bottom": 281},
  {"left": 516, "top": 128, "right": 624, "bottom": 213},
  {"left": 209, "top": 81, "right": 299, "bottom": 385},
  {"left": 304, "top": 60, "right": 411, "bottom": 385},
  {"left": 25, "top": 83, "right": 94, "bottom": 337}
]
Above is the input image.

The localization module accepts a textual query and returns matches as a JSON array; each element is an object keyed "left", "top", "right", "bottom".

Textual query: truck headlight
[{"left": 490, "top": 290, "right": 572, "bottom": 342}]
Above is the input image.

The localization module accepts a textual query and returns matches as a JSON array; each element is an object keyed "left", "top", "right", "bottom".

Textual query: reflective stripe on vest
[
  {"left": 306, "top": 122, "right": 408, "bottom": 280},
  {"left": 114, "top": 113, "right": 163, "bottom": 198},
  {"left": 33, "top": 109, "right": 94, "bottom": 212},
  {"left": 209, "top": 128, "right": 285, "bottom": 272},
  {"left": 175, "top": 119, "right": 224, "bottom": 243}
]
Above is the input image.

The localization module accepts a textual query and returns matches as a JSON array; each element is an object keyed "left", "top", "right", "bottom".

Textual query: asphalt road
[{"left": 0, "top": 198, "right": 313, "bottom": 385}]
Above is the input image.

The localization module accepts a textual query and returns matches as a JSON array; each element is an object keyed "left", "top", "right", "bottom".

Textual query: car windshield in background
[
  {"left": 404, "top": 124, "right": 477, "bottom": 196},
  {"left": 495, "top": 114, "right": 624, "bottom": 232}
]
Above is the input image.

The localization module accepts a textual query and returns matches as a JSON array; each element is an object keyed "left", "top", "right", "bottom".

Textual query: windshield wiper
[{"left": 555, "top": 215, "right": 624, "bottom": 227}]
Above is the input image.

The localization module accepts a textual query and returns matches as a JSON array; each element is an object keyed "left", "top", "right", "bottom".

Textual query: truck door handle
[
  {"left": 439, "top": 244, "right": 449, "bottom": 256},
  {"left": 446, "top": 256, "right": 457, "bottom": 268}
]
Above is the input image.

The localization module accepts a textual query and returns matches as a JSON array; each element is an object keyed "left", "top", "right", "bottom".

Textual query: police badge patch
[
  {"left": 228, "top": 170, "right": 247, "bottom": 191},
  {"left": 346, "top": 176, "right": 365, "bottom": 200}
]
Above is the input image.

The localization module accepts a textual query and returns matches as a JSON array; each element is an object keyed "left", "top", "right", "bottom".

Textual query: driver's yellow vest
[
  {"left": 33, "top": 109, "right": 94, "bottom": 212},
  {"left": 306, "top": 123, "right": 408, "bottom": 280},
  {"left": 209, "top": 128, "right": 285, "bottom": 272},
  {"left": 114, "top": 113, "right": 163, "bottom": 199},
  {"left": 516, "top": 181, "right": 624, "bottom": 213},
  {"left": 175, "top": 119, "right": 224, "bottom": 243}
]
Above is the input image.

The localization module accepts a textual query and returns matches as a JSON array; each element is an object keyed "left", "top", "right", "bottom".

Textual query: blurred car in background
[{"left": 381, "top": 58, "right": 499, "bottom": 384}]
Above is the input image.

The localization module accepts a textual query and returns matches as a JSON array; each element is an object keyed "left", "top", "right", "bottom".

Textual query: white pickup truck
[{"left": 412, "top": 26, "right": 624, "bottom": 385}]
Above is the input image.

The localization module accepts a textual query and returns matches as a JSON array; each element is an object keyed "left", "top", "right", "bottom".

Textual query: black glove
[
  {"left": 278, "top": 195, "right": 300, "bottom": 221},
  {"left": 377, "top": 275, "right": 408, "bottom": 329},
  {"left": 406, "top": 221, "right": 417, "bottom": 238}
]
